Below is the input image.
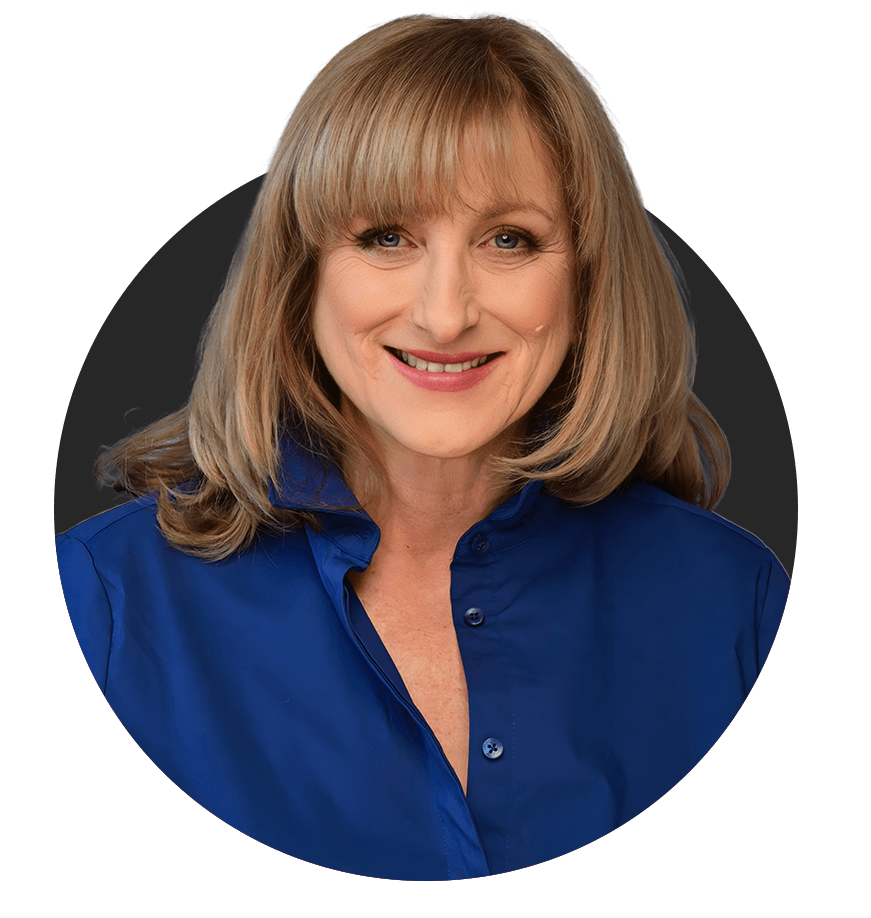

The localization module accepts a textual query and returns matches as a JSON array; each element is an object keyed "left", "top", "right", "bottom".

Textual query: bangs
[
  {"left": 292, "top": 98, "right": 546, "bottom": 244},
  {"left": 286, "top": 25, "right": 560, "bottom": 244}
]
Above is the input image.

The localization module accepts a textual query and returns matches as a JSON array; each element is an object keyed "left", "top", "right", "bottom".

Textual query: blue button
[
  {"left": 471, "top": 534, "right": 489, "bottom": 553},
  {"left": 482, "top": 738, "right": 503, "bottom": 759},
  {"left": 464, "top": 607, "right": 485, "bottom": 627}
]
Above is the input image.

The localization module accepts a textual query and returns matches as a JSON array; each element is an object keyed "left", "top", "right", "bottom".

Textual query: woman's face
[{"left": 313, "top": 117, "right": 575, "bottom": 467}]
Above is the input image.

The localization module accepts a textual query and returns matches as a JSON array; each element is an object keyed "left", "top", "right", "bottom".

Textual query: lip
[{"left": 385, "top": 347, "right": 504, "bottom": 392}]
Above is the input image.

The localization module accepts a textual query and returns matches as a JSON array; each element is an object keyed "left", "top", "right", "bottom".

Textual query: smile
[
  {"left": 385, "top": 347, "right": 502, "bottom": 373},
  {"left": 384, "top": 347, "right": 504, "bottom": 392}
]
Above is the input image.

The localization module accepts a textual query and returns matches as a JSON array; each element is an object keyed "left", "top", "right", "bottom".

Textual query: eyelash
[{"left": 354, "top": 226, "right": 544, "bottom": 255}]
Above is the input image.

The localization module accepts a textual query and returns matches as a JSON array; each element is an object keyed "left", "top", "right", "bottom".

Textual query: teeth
[{"left": 398, "top": 350, "right": 492, "bottom": 372}]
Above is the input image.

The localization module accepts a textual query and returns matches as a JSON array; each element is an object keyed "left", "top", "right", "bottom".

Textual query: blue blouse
[{"left": 56, "top": 437, "right": 789, "bottom": 880}]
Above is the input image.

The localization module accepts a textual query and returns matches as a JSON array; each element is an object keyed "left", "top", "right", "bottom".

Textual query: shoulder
[
  {"left": 56, "top": 496, "right": 168, "bottom": 593},
  {"left": 601, "top": 483, "right": 790, "bottom": 669},
  {"left": 55, "top": 495, "right": 157, "bottom": 542},
  {"left": 618, "top": 482, "right": 777, "bottom": 557},
  {"left": 57, "top": 496, "right": 159, "bottom": 549},
  {"left": 545, "top": 481, "right": 788, "bottom": 585},
  {"left": 56, "top": 493, "right": 316, "bottom": 588}
]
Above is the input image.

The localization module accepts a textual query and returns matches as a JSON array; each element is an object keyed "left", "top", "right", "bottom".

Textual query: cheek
[
  {"left": 317, "top": 259, "right": 407, "bottom": 340},
  {"left": 499, "top": 272, "right": 573, "bottom": 348},
  {"left": 314, "top": 268, "right": 366, "bottom": 360}
]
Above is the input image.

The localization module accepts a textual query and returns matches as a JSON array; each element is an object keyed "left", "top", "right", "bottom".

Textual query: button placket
[{"left": 463, "top": 532, "right": 505, "bottom": 776}]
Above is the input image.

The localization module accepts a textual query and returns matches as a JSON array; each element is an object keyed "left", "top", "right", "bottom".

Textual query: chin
[
  {"left": 394, "top": 437, "right": 486, "bottom": 461},
  {"left": 382, "top": 421, "right": 513, "bottom": 463}
]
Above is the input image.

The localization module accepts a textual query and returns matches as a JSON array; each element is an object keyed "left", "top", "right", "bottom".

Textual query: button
[
  {"left": 464, "top": 607, "right": 485, "bottom": 627},
  {"left": 471, "top": 534, "right": 489, "bottom": 553},
  {"left": 482, "top": 738, "right": 504, "bottom": 759}
]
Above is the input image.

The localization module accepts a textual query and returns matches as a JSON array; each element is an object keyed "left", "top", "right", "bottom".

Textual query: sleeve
[
  {"left": 56, "top": 533, "right": 113, "bottom": 693},
  {"left": 757, "top": 555, "right": 791, "bottom": 672}
]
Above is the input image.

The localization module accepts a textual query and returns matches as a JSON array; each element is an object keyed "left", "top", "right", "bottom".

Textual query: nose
[{"left": 410, "top": 247, "right": 480, "bottom": 343}]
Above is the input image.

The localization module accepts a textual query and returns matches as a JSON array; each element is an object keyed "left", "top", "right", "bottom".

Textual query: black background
[{"left": 49, "top": 11, "right": 800, "bottom": 883}]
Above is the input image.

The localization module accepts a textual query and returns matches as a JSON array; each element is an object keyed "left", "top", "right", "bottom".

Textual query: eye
[
  {"left": 374, "top": 231, "right": 403, "bottom": 248},
  {"left": 354, "top": 227, "right": 409, "bottom": 252},
  {"left": 493, "top": 232, "right": 520, "bottom": 250},
  {"left": 487, "top": 227, "right": 542, "bottom": 254}
]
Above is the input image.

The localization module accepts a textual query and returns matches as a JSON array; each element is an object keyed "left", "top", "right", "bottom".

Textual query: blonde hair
[{"left": 96, "top": 14, "right": 729, "bottom": 559}]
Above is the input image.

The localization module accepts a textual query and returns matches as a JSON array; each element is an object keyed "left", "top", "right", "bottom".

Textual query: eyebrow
[
  {"left": 475, "top": 199, "right": 559, "bottom": 225},
  {"left": 345, "top": 198, "right": 562, "bottom": 231}
]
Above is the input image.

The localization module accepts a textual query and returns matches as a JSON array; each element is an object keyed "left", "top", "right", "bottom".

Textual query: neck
[
  {"left": 377, "top": 456, "right": 508, "bottom": 560},
  {"left": 343, "top": 419, "right": 521, "bottom": 563}
]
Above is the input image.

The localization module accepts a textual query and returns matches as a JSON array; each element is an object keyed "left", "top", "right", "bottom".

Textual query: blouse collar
[{"left": 267, "top": 433, "right": 548, "bottom": 561}]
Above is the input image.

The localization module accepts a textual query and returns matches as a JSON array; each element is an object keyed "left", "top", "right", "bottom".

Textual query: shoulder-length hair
[{"left": 96, "top": 14, "right": 729, "bottom": 560}]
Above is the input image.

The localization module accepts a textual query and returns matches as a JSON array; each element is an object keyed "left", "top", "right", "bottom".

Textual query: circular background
[{"left": 47, "top": 7, "right": 807, "bottom": 876}]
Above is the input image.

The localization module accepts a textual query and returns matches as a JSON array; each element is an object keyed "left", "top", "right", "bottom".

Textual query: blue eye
[
  {"left": 354, "top": 228, "right": 409, "bottom": 254},
  {"left": 375, "top": 232, "right": 402, "bottom": 247},
  {"left": 494, "top": 233, "right": 519, "bottom": 249}
]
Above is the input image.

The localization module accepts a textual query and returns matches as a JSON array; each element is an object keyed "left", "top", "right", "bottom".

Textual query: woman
[{"left": 56, "top": 15, "right": 789, "bottom": 880}]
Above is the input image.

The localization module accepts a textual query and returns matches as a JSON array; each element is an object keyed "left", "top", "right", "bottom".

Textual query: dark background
[{"left": 49, "top": 10, "right": 806, "bottom": 896}]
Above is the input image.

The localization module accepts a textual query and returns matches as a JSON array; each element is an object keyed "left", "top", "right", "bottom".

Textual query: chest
[{"left": 346, "top": 563, "right": 470, "bottom": 792}]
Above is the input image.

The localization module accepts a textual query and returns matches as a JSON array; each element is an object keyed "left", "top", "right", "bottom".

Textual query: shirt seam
[
  {"left": 67, "top": 534, "right": 115, "bottom": 695},
  {"left": 438, "top": 815, "right": 452, "bottom": 880},
  {"left": 68, "top": 499, "right": 156, "bottom": 544},
  {"left": 623, "top": 487, "right": 777, "bottom": 557}
]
